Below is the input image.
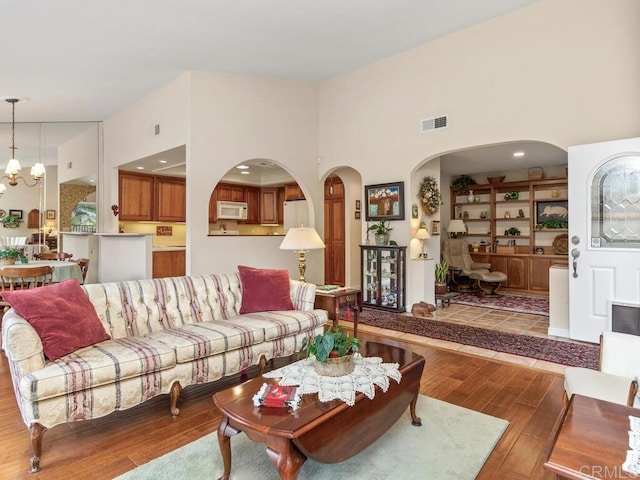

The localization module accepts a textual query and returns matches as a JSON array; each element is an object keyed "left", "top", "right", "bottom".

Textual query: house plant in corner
[
  {"left": 367, "top": 220, "right": 392, "bottom": 245},
  {"left": 434, "top": 261, "right": 449, "bottom": 295},
  {"left": 299, "top": 325, "right": 360, "bottom": 376},
  {"left": 0, "top": 248, "right": 27, "bottom": 265}
]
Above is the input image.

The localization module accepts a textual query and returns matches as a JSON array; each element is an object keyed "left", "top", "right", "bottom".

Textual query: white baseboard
[{"left": 548, "top": 327, "right": 569, "bottom": 338}]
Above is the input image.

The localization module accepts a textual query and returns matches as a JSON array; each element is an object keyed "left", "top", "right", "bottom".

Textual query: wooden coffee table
[{"left": 213, "top": 338, "right": 425, "bottom": 480}]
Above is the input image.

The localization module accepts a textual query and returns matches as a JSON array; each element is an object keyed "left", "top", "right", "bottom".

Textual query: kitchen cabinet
[
  {"left": 152, "top": 250, "right": 186, "bottom": 278},
  {"left": 361, "top": 245, "right": 406, "bottom": 313},
  {"left": 277, "top": 187, "right": 285, "bottom": 225},
  {"left": 284, "top": 183, "right": 305, "bottom": 200},
  {"left": 119, "top": 172, "right": 155, "bottom": 221},
  {"left": 260, "top": 188, "right": 278, "bottom": 224},
  {"left": 217, "top": 184, "right": 245, "bottom": 202},
  {"left": 156, "top": 176, "right": 186, "bottom": 222},
  {"left": 245, "top": 187, "right": 261, "bottom": 224},
  {"left": 119, "top": 171, "right": 185, "bottom": 222}
]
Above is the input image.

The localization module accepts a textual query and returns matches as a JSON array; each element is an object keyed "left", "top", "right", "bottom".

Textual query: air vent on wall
[{"left": 421, "top": 115, "right": 448, "bottom": 132}]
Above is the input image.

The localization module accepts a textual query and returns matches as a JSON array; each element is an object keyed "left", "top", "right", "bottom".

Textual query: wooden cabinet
[
  {"left": 324, "top": 175, "right": 345, "bottom": 286},
  {"left": 156, "top": 176, "right": 186, "bottom": 222},
  {"left": 277, "top": 187, "right": 285, "bottom": 225},
  {"left": 152, "top": 250, "right": 186, "bottom": 278},
  {"left": 119, "top": 172, "right": 155, "bottom": 221},
  {"left": 284, "top": 183, "right": 305, "bottom": 200},
  {"left": 216, "top": 184, "right": 245, "bottom": 202},
  {"left": 471, "top": 252, "right": 567, "bottom": 294},
  {"left": 260, "top": 188, "right": 279, "bottom": 224},
  {"left": 119, "top": 172, "right": 185, "bottom": 222},
  {"left": 245, "top": 187, "right": 261, "bottom": 224}
]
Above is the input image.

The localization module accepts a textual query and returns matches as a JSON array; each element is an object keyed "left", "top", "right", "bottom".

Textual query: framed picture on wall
[
  {"left": 365, "top": 181, "right": 405, "bottom": 221},
  {"left": 46, "top": 210, "right": 56, "bottom": 220},
  {"left": 355, "top": 211, "right": 361, "bottom": 219},
  {"left": 9, "top": 209, "right": 22, "bottom": 219},
  {"left": 431, "top": 220, "right": 440, "bottom": 236}
]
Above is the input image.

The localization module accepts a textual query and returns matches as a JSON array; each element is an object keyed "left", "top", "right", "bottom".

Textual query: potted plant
[
  {"left": 299, "top": 325, "right": 360, "bottom": 376},
  {"left": 434, "top": 261, "right": 449, "bottom": 295},
  {"left": 451, "top": 175, "right": 477, "bottom": 195},
  {"left": 2, "top": 215, "right": 20, "bottom": 229},
  {"left": 0, "top": 248, "right": 27, "bottom": 265},
  {"left": 367, "top": 220, "right": 392, "bottom": 245}
]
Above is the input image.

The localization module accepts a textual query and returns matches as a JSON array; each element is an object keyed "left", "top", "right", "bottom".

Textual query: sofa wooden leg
[
  {"left": 29, "top": 422, "right": 46, "bottom": 473},
  {"left": 258, "top": 354, "right": 268, "bottom": 376},
  {"left": 170, "top": 381, "right": 182, "bottom": 418}
]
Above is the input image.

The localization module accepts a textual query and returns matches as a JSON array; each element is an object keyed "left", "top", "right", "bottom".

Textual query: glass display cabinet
[{"left": 360, "top": 245, "right": 406, "bottom": 313}]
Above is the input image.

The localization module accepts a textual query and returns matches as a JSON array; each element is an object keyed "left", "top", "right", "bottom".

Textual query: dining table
[{"left": 0, "top": 260, "right": 84, "bottom": 284}]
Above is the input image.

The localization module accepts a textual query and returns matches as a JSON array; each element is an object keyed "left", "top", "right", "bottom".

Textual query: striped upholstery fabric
[{"left": 2, "top": 273, "right": 327, "bottom": 430}]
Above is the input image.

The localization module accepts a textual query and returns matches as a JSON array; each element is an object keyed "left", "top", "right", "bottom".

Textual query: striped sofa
[{"left": 2, "top": 273, "right": 328, "bottom": 473}]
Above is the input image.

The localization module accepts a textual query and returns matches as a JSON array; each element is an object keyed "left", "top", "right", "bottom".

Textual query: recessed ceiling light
[
  {"left": 241, "top": 171, "right": 250, "bottom": 175},
  {"left": 513, "top": 151, "right": 525, "bottom": 157},
  {"left": 159, "top": 160, "right": 167, "bottom": 164},
  {"left": 236, "top": 165, "right": 249, "bottom": 170},
  {"left": 136, "top": 166, "right": 145, "bottom": 170}
]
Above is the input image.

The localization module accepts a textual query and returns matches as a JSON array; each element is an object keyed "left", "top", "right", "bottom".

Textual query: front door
[{"left": 568, "top": 137, "right": 640, "bottom": 343}]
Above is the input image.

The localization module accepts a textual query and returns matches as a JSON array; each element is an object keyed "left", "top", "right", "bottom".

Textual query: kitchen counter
[{"left": 152, "top": 246, "right": 186, "bottom": 252}]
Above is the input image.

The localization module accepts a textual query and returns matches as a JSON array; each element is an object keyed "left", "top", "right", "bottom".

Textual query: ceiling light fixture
[
  {"left": 241, "top": 171, "right": 250, "bottom": 175},
  {"left": 159, "top": 160, "right": 167, "bottom": 164},
  {"left": 0, "top": 98, "right": 45, "bottom": 194},
  {"left": 236, "top": 165, "right": 249, "bottom": 170},
  {"left": 513, "top": 151, "right": 525, "bottom": 157}
]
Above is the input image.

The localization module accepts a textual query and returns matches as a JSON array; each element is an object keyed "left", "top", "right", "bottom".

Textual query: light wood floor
[{"left": 0, "top": 312, "right": 566, "bottom": 479}]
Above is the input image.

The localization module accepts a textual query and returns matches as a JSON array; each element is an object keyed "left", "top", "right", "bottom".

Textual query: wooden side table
[
  {"left": 435, "top": 291, "right": 457, "bottom": 308},
  {"left": 314, "top": 288, "right": 362, "bottom": 338},
  {"left": 545, "top": 394, "right": 633, "bottom": 479}
]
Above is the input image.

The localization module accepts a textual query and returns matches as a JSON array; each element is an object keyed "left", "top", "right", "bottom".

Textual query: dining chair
[
  {"left": 0, "top": 265, "right": 54, "bottom": 316},
  {"left": 34, "top": 252, "right": 73, "bottom": 261},
  {"left": 75, "top": 258, "right": 89, "bottom": 283}
]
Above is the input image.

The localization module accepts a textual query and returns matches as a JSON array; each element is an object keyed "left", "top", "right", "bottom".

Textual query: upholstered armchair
[
  {"left": 442, "top": 238, "right": 507, "bottom": 296},
  {"left": 563, "top": 331, "right": 640, "bottom": 408}
]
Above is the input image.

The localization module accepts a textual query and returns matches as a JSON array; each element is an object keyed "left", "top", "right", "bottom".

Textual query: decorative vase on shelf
[{"left": 467, "top": 190, "right": 475, "bottom": 203}]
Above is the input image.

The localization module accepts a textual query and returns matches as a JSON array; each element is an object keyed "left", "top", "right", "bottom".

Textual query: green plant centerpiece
[
  {"left": 434, "top": 261, "right": 449, "bottom": 295},
  {"left": 367, "top": 220, "right": 392, "bottom": 245},
  {"left": 0, "top": 248, "right": 27, "bottom": 265},
  {"left": 299, "top": 325, "right": 360, "bottom": 376}
]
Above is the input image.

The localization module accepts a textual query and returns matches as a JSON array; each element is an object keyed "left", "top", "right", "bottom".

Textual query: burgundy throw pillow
[
  {"left": 2, "top": 279, "right": 110, "bottom": 361},
  {"left": 238, "top": 265, "right": 293, "bottom": 314}
]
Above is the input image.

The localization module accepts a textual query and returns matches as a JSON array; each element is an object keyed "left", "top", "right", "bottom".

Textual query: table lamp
[
  {"left": 279, "top": 227, "right": 325, "bottom": 282},
  {"left": 415, "top": 228, "right": 431, "bottom": 258},
  {"left": 448, "top": 219, "right": 466, "bottom": 238}
]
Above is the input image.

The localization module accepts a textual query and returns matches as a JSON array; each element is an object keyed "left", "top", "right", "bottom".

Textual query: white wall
[
  {"left": 58, "top": 123, "right": 101, "bottom": 183},
  {"left": 318, "top": 0, "right": 640, "bottom": 305},
  {"left": 188, "top": 72, "right": 321, "bottom": 282}
]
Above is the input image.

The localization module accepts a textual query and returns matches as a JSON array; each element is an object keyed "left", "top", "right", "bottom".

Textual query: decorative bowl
[{"left": 487, "top": 176, "right": 505, "bottom": 184}]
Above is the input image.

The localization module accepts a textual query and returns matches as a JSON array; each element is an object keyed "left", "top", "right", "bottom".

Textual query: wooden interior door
[{"left": 324, "top": 176, "right": 345, "bottom": 286}]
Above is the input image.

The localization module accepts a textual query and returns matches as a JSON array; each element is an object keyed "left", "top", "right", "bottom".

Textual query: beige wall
[{"left": 318, "top": 0, "right": 640, "bottom": 305}]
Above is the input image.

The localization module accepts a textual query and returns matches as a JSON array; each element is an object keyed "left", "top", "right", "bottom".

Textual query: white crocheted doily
[{"left": 263, "top": 354, "right": 401, "bottom": 406}]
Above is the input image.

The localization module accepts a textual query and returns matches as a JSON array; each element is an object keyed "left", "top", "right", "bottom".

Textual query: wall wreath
[{"left": 418, "top": 176, "right": 441, "bottom": 216}]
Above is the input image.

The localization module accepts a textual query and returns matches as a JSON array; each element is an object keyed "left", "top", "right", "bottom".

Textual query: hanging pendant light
[{"left": 1, "top": 98, "right": 45, "bottom": 191}]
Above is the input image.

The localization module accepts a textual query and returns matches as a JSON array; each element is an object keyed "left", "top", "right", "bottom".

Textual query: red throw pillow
[
  {"left": 2, "top": 279, "right": 110, "bottom": 361},
  {"left": 238, "top": 265, "right": 293, "bottom": 314}
]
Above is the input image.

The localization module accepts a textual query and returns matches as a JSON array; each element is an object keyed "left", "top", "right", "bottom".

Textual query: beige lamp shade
[
  {"left": 416, "top": 228, "right": 431, "bottom": 240},
  {"left": 448, "top": 219, "right": 466, "bottom": 234},
  {"left": 279, "top": 227, "right": 325, "bottom": 282}
]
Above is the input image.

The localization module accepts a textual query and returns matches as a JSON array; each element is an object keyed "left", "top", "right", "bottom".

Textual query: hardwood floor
[{"left": 0, "top": 325, "right": 565, "bottom": 479}]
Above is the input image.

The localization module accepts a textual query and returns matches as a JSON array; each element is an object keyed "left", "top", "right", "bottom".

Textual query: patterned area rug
[
  {"left": 358, "top": 308, "right": 598, "bottom": 369},
  {"left": 450, "top": 292, "right": 549, "bottom": 316}
]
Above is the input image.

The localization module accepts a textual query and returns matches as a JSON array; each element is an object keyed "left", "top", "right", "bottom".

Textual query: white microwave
[{"left": 217, "top": 201, "right": 248, "bottom": 220}]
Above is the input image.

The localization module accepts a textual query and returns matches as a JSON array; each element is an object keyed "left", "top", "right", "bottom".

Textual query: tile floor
[{"left": 341, "top": 302, "right": 577, "bottom": 376}]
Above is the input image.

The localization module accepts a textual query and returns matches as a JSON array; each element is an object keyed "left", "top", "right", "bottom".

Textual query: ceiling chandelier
[{"left": 0, "top": 98, "right": 45, "bottom": 195}]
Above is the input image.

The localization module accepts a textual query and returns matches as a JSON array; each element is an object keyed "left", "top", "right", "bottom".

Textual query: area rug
[
  {"left": 450, "top": 292, "right": 550, "bottom": 316},
  {"left": 358, "top": 308, "right": 598, "bottom": 369},
  {"left": 116, "top": 396, "right": 508, "bottom": 480}
]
